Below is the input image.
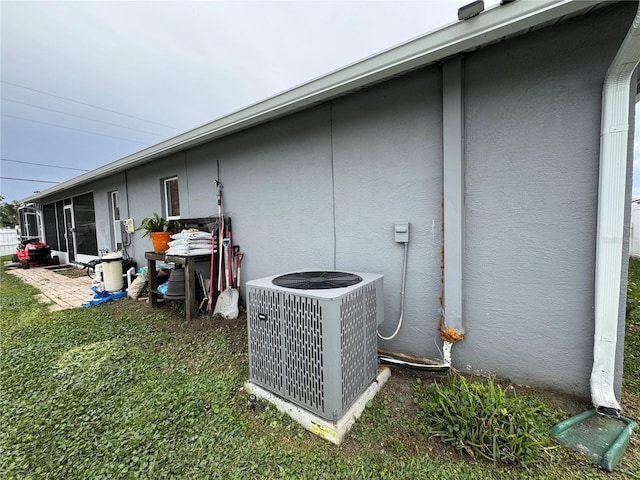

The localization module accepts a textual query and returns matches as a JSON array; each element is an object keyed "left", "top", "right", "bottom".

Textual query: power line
[
  {"left": 1, "top": 114, "right": 148, "bottom": 145},
  {"left": 1, "top": 80, "right": 183, "bottom": 131},
  {"left": 1, "top": 98, "right": 168, "bottom": 138},
  {"left": 0, "top": 158, "right": 89, "bottom": 172},
  {"left": 0, "top": 176, "right": 59, "bottom": 184}
]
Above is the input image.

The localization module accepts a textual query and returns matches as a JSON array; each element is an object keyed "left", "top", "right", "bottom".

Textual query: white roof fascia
[{"left": 23, "top": 0, "right": 604, "bottom": 203}]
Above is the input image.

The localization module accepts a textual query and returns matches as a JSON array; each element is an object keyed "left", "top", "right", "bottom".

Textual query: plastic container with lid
[{"left": 102, "top": 252, "right": 124, "bottom": 292}]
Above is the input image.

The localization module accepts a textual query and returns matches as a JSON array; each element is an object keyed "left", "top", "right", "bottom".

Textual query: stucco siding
[
  {"left": 126, "top": 153, "right": 188, "bottom": 255},
  {"left": 186, "top": 106, "right": 336, "bottom": 283},
  {"left": 90, "top": 174, "right": 127, "bottom": 253},
  {"left": 461, "top": 4, "right": 634, "bottom": 396},
  {"left": 332, "top": 69, "right": 443, "bottom": 356}
]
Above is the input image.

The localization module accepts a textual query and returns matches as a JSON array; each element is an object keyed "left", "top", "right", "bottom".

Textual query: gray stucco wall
[
  {"left": 195, "top": 104, "right": 336, "bottom": 275},
  {"left": 461, "top": 4, "right": 635, "bottom": 396},
  {"left": 331, "top": 70, "right": 443, "bottom": 355},
  {"left": 176, "top": 69, "right": 444, "bottom": 354},
  {"left": 39, "top": 2, "right": 636, "bottom": 400},
  {"left": 126, "top": 153, "right": 188, "bottom": 225}
]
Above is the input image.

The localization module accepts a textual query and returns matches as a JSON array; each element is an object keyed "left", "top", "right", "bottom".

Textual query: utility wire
[
  {"left": 1, "top": 98, "right": 168, "bottom": 138},
  {"left": 1, "top": 114, "right": 148, "bottom": 145},
  {"left": 0, "top": 158, "right": 88, "bottom": 172},
  {"left": 0, "top": 176, "right": 59, "bottom": 184},
  {"left": 1, "top": 80, "right": 183, "bottom": 131}
]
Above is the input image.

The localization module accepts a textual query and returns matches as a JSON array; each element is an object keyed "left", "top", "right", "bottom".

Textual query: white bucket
[{"left": 102, "top": 252, "right": 124, "bottom": 292}]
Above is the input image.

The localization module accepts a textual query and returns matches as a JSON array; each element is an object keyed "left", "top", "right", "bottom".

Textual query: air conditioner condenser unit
[{"left": 246, "top": 270, "right": 384, "bottom": 422}]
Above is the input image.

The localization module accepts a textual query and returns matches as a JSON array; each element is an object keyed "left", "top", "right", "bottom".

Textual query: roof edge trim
[{"left": 23, "top": 0, "right": 604, "bottom": 203}]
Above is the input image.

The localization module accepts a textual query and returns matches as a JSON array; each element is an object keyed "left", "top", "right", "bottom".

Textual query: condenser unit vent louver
[{"left": 247, "top": 270, "right": 384, "bottom": 421}]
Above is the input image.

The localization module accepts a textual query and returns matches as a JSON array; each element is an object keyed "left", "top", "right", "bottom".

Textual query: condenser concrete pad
[{"left": 244, "top": 366, "right": 391, "bottom": 445}]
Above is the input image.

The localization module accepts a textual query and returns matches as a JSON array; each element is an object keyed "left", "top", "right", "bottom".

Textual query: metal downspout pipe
[
  {"left": 379, "top": 57, "right": 465, "bottom": 372},
  {"left": 592, "top": 2, "right": 640, "bottom": 414},
  {"left": 440, "top": 56, "right": 466, "bottom": 365}
]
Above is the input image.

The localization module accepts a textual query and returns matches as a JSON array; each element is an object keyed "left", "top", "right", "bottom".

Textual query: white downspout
[{"left": 592, "top": 2, "right": 640, "bottom": 414}]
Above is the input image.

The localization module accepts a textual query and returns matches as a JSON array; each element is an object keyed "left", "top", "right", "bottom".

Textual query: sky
[{"left": 1, "top": 0, "right": 638, "bottom": 203}]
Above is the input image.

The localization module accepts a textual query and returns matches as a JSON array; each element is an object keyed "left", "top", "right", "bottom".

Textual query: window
[
  {"left": 110, "top": 191, "right": 120, "bottom": 221},
  {"left": 163, "top": 176, "right": 180, "bottom": 219},
  {"left": 109, "top": 191, "right": 121, "bottom": 250},
  {"left": 19, "top": 206, "right": 39, "bottom": 239}
]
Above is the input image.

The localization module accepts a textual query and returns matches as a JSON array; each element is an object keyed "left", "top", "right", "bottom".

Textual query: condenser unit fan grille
[{"left": 272, "top": 271, "right": 362, "bottom": 290}]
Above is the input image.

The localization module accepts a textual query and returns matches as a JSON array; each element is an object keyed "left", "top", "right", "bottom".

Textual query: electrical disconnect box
[
  {"left": 394, "top": 222, "right": 409, "bottom": 243},
  {"left": 124, "top": 219, "right": 135, "bottom": 232}
]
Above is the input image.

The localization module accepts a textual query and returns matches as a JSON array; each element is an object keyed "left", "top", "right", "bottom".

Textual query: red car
[{"left": 12, "top": 238, "right": 60, "bottom": 269}]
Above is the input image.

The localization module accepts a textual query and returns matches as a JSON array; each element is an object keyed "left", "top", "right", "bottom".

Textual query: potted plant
[{"left": 137, "top": 213, "right": 181, "bottom": 253}]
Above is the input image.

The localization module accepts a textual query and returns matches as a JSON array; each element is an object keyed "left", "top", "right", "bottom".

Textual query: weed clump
[{"left": 415, "top": 375, "right": 553, "bottom": 465}]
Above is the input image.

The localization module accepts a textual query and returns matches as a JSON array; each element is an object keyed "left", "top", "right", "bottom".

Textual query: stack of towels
[{"left": 165, "top": 229, "right": 213, "bottom": 256}]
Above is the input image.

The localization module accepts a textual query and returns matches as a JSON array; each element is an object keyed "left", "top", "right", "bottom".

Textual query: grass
[
  {"left": 625, "top": 258, "right": 640, "bottom": 395},
  {"left": 414, "top": 375, "right": 561, "bottom": 465},
  {"left": 1, "top": 256, "right": 639, "bottom": 479}
]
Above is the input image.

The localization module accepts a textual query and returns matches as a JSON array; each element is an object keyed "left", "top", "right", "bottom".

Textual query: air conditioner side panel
[
  {"left": 341, "top": 281, "right": 381, "bottom": 413},
  {"left": 247, "top": 287, "right": 283, "bottom": 395}
]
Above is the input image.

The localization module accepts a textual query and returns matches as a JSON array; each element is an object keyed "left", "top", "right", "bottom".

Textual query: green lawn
[
  {"left": 1, "top": 259, "right": 638, "bottom": 479},
  {"left": 625, "top": 259, "right": 640, "bottom": 395}
]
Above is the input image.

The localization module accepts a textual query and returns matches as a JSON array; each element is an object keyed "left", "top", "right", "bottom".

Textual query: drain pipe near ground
[
  {"left": 377, "top": 232, "right": 453, "bottom": 372},
  {"left": 592, "top": 2, "right": 640, "bottom": 415}
]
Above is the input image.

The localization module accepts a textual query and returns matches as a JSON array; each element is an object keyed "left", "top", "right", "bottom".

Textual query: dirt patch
[
  {"left": 374, "top": 366, "right": 454, "bottom": 457},
  {"left": 156, "top": 308, "right": 247, "bottom": 337},
  {"left": 53, "top": 267, "right": 88, "bottom": 279},
  {"left": 101, "top": 296, "right": 153, "bottom": 317}
]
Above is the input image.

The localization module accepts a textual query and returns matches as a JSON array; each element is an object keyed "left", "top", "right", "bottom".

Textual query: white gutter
[
  {"left": 23, "top": 0, "right": 604, "bottom": 204},
  {"left": 592, "top": 2, "right": 640, "bottom": 414}
]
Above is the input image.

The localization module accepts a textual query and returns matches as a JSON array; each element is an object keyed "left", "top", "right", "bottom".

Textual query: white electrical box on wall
[
  {"left": 124, "top": 219, "right": 135, "bottom": 232},
  {"left": 114, "top": 221, "right": 123, "bottom": 244},
  {"left": 394, "top": 222, "right": 409, "bottom": 243}
]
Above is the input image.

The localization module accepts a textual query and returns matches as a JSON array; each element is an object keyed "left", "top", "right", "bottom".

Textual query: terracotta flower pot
[{"left": 149, "top": 231, "right": 173, "bottom": 253}]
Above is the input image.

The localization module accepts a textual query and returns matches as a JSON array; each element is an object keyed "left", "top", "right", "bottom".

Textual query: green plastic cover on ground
[{"left": 550, "top": 409, "right": 637, "bottom": 472}]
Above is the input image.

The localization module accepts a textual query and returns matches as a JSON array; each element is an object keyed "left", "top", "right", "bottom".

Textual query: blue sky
[{"left": 1, "top": 0, "right": 638, "bottom": 202}]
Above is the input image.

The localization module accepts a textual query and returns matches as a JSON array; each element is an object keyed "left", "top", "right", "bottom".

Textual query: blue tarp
[{"left": 83, "top": 286, "right": 127, "bottom": 308}]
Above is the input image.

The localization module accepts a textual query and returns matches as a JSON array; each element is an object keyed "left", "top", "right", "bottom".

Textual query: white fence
[
  {"left": 631, "top": 202, "right": 640, "bottom": 258},
  {"left": 0, "top": 227, "right": 19, "bottom": 257}
]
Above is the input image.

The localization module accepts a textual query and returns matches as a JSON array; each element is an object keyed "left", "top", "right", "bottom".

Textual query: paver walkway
[{"left": 6, "top": 267, "right": 94, "bottom": 311}]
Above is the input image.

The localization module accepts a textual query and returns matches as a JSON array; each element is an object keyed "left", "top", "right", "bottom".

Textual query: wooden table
[{"left": 145, "top": 251, "right": 210, "bottom": 321}]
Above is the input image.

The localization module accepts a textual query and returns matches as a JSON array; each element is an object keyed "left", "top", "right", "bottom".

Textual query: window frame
[
  {"left": 110, "top": 191, "right": 120, "bottom": 222},
  {"left": 109, "top": 190, "right": 121, "bottom": 250},
  {"left": 163, "top": 176, "right": 180, "bottom": 220}
]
